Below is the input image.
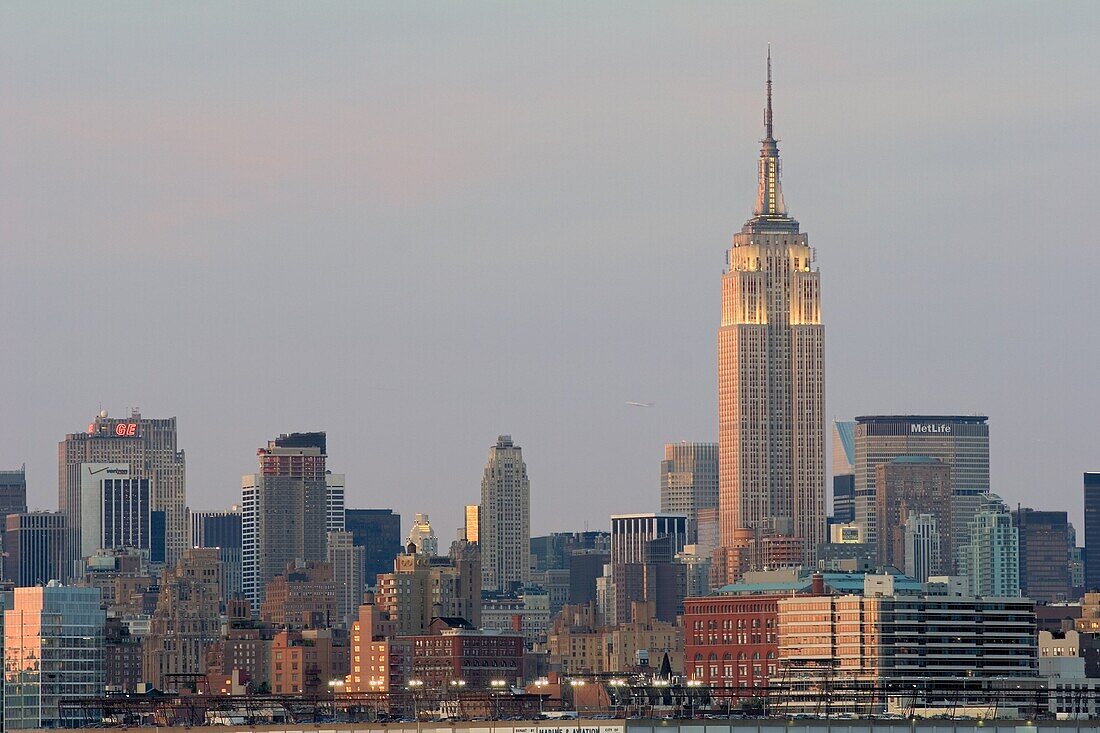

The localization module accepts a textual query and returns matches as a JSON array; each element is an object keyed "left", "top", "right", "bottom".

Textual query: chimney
[
  {"left": 811, "top": 572, "right": 825, "bottom": 596},
  {"left": 512, "top": 614, "right": 523, "bottom": 632}
]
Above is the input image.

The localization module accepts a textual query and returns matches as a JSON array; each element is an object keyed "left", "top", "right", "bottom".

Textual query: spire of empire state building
[{"left": 748, "top": 47, "right": 798, "bottom": 233}]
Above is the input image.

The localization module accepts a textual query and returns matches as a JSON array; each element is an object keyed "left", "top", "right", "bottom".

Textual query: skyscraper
[
  {"left": 0, "top": 469, "right": 29, "bottom": 578},
  {"left": 0, "top": 468, "right": 27, "bottom": 519},
  {"left": 717, "top": 51, "right": 825, "bottom": 570},
  {"left": 958, "top": 494, "right": 1020, "bottom": 597},
  {"left": 327, "top": 530, "right": 365, "bottom": 629},
  {"left": 241, "top": 432, "right": 334, "bottom": 607},
  {"left": 660, "top": 442, "right": 719, "bottom": 533},
  {"left": 78, "top": 463, "right": 152, "bottom": 561},
  {"left": 1085, "top": 473, "right": 1100, "bottom": 591},
  {"left": 852, "top": 415, "right": 990, "bottom": 555},
  {"left": 1013, "top": 507, "right": 1071, "bottom": 603},
  {"left": 2, "top": 512, "right": 70, "bottom": 587},
  {"left": 59, "top": 410, "right": 186, "bottom": 569},
  {"left": 479, "top": 435, "right": 530, "bottom": 594},
  {"left": 344, "top": 509, "right": 402, "bottom": 587}
]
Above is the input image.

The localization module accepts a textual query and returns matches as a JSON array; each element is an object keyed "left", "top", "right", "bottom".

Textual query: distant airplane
[{"left": 625, "top": 401, "right": 655, "bottom": 408}]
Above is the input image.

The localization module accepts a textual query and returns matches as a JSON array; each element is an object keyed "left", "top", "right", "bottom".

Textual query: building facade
[
  {"left": 1014, "top": 507, "right": 1071, "bottom": 603},
  {"left": 684, "top": 594, "right": 780, "bottom": 695},
  {"left": 903, "top": 513, "right": 941, "bottom": 583},
  {"left": 242, "top": 432, "right": 334, "bottom": 607},
  {"left": 406, "top": 513, "right": 438, "bottom": 556},
  {"left": 3, "top": 584, "right": 105, "bottom": 730},
  {"left": 610, "top": 514, "right": 688, "bottom": 624},
  {"left": 831, "top": 422, "right": 856, "bottom": 524},
  {"left": 2, "top": 512, "right": 69, "bottom": 587},
  {"left": 347, "top": 597, "right": 410, "bottom": 694},
  {"left": 874, "top": 456, "right": 952, "bottom": 573},
  {"left": 852, "top": 415, "right": 989, "bottom": 555},
  {"left": 957, "top": 494, "right": 1020, "bottom": 597},
  {"left": 191, "top": 509, "right": 243, "bottom": 605},
  {"left": 479, "top": 435, "right": 531, "bottom": 594},
  {"left": 481, "top": 592, "right": 550, "bottom": 647},
  {"left": 78, "top": 463, "right": 153, "bottom": 561},
  {"left": 1086, "top": 473, "right": 1100, "bottom": 592},
  {"left": 660, "top": 442, "right": 719, "bottom": 533},
  {"left": 375, "top": 548, "right": 482, "bottom": 637},
  {"left": 0, "top": 468, "right": 28, "bottom": 520},
  {"left": 777, "top": 592, "right": 1037, "bottom": 705},
  {"left": 270, "top": 628, "right": 348, "bottom": 695},
  {"left": 59, "top": 410, "right": 187, "bottom": 570},
  {"left": 142, "top": 547, "right": 222, "bottom": 689},
  {"left": 463, "top": 504, "right": 480, "bottom": 543},
  {"left": 407, "top": 618, "right": 524, "bottom": 689},
  {"left": 328, "top": 531, "right": 366, "bottom": 629},
  {"left": 717, "top": 53, "right": 825, "bottom": 570},
  {"left": 260, "top": 561, "right": 337, "bottom": 630},
  {"left": 345, "top": 509, "right": 402, "bottom": 589}
]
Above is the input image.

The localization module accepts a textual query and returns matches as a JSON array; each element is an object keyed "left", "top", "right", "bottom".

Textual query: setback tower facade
[
  {"left": 660, "top": 442, "right": 719, "bottom": 534},
  {"left": 718, "top": 51, "right": 825, "bottom": 572},
  {"left": 479, "top": 435, "right": 530, "bottom": 594},
  {"left": 241, "top": 432, "right": 340, "bottom": 607},
  {"left": 59, "top": 410, "right": 186, "bottom": 571}
]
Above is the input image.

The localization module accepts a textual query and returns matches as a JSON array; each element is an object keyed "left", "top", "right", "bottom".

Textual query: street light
[
  {"left": 608, "top": 679, "right": 627, "bottom": 717},
  {"left": 535, "top": 678, "right": 549, "bottom": 716},
  {"left": 569, "top": 679, "right": 586, "bottom": 715},
  {"left": 407, "top": 679, "right": 424, "bottom": 723},
  {"left": 686, "top": 680, "right": 702, "bottom": 719}
]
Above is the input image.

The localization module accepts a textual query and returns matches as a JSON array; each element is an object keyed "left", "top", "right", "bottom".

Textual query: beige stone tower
[
  {"left": 479, "top": 435, "right": 531, "bottom": 593},
  {"left": 718, "top": 50, "right": 825, "bottom": 571}
]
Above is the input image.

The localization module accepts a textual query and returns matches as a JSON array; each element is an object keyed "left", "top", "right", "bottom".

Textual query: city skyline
[{"left": 1, "top": 4, "right": 1098, "bottom": 539}]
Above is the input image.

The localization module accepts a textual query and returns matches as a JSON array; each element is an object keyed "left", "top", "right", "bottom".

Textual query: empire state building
[{"left": 717, "top": 52, "right": 824, "bottom": 576}]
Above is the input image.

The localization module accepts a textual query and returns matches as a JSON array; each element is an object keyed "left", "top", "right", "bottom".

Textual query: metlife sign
[{"left": 910, "top": 424, "right": 952, "bottom": 434}]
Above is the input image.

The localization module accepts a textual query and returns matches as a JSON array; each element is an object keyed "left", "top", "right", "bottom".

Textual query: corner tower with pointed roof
[{"left": 717, "top": 51, "right": 824, "bottom": 579}]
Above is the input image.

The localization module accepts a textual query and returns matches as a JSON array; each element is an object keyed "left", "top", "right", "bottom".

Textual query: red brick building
[
  {"left": 407, "top": 617, "right": 524, "bottom": 689},
  {"left": 270, "top": 628, "right": 349, "bottom": 695},
  {"left": 683, "top": 595, "right": 782, "bottom": 696}
]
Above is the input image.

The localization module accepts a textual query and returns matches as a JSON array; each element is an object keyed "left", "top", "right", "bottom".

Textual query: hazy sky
[{"left": 2, "top": 3, "right": 1098, "bottom": 541}]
